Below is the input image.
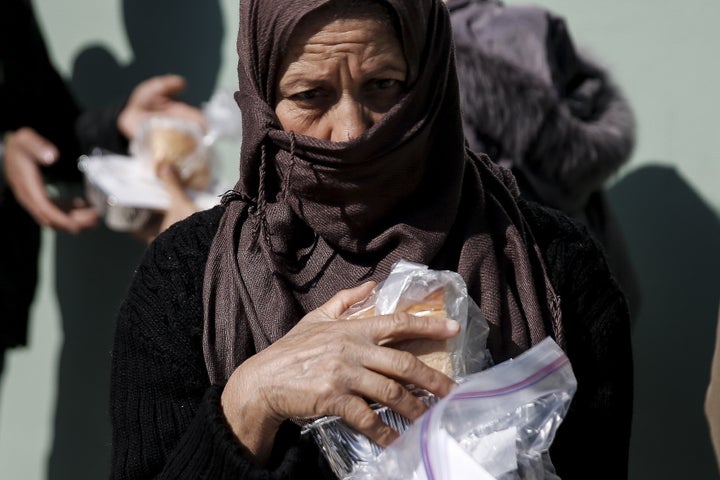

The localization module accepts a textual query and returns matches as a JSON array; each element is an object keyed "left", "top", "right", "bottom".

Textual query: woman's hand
[{"left": 221, "top": 281, "right": 460, "bottom": 465}]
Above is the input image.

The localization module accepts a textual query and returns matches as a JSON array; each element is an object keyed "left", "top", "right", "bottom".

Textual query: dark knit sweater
[{"left": 110, "top": 202, "right": 632, "bottom": 479}]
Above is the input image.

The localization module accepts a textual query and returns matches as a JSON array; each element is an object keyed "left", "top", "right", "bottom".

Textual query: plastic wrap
[
  {"left": 350, "top": 337, "right": 576, "bottom": 480},
  {"left": 304, "top": 389, "right": 439, "bottom": 479},
  {"left": 340, "top": 260, "right": 491, "bottom": 378},
  {"left": 79, "top": 90, "right": 242, "bottom": 231},
  {"left": 130, "top": 116, "right": 210, "bottom": 189},
  {"left": 78, "top": 153, "right": 225, "bottom": 231},
  {"left": 303, "top": 260, "right": 492, "bottom": 479}
]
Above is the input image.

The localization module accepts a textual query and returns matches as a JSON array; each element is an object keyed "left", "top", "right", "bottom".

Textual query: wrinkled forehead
[
  {"left": 238, "top": 0, "right": 431, "bottom": 102},
  {"left": 288, "top": 1, "right": 399, "bottom": 50}
]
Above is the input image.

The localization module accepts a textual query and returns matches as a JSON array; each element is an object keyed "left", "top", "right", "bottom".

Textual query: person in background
[
  {"left": 110, "top": 0, "right": 632, "bottom": 478},
  {"left": 445, "top": 0, "right": 641, "bottom": 324},
  {"left": 0, "top": 0, "right": 202, "bottom": 387},
  {"left": 706, "top": 304, "right": 720, "bottom": 471}
]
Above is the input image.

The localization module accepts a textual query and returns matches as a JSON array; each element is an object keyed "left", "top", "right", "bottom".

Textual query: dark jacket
[
  {"left": 110, "top": 203, "right": 632, "bottom": 479},
  {"left": 0, "top": 0, "right": 128, "bottom": 350},
  {"left": 447, "top": 0, "right": 641, "bottom": 321},
  {"left": 0, "top": 0, "right": 82, "bottom": 348}
]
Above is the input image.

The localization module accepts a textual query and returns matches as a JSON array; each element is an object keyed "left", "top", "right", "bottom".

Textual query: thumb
[
  {"left": 153, "top": 74, "right": 187, "bottom": 98},
  {"left": 13, "top": 128, "right": 59, "bottom": 166},
  {"left": 318, "top": 281, "right": 377, "bottom": 319}
]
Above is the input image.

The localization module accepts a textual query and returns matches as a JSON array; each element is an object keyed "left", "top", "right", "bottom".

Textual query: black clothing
[
  {"left": 0, "top": 0, "right": 81, "bottom": 349},
  {"left": 111, "top": 202, "right": 632, "bottom": 479},
  {"left": 206, "top": 0, "right": 561, "bottom": 387},
  {"left": 75, "top": 102, "right": 129, "bottom": 155},
  {"left": 0, "top": 0, "right": 128, "bottom": 351}
]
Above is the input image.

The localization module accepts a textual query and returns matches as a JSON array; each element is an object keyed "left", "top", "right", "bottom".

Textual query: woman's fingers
[
  {"left": 366, "top": 312, "right": 460, "bottom": 345},
  {"left": 314, "top": 281, "right": 377, "bottom": 319},
  {"left": 347, "top": 366, "right": 430, "bottom": 421},
  {"left": 335, "top": 395, "right": 399, "bottom": 447},
  {"left": 312, "top": 288, "right": 459, "bottom": 343},
  {"left": 303, "top": 294, "right": 460, "bottom": 396},
  {"left": 360, "top": 345, "right": 457, "bottom": 398},
  {"left": 224, "top": 294, "right": 460, "bottom": 447},
  {"left": 341, "top": 312, "right": 459, "bottom": 396}
]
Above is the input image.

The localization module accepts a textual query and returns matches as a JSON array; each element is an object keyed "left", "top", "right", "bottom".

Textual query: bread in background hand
[{"left": 148, "top": 127, "right": 210, "bottom": 190}]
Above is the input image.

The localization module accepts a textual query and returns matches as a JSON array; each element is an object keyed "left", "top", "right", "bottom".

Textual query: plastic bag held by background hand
[
  {"left": 80, "top": 90, "right": 242, "bottom": 231},
  {"left": 129, "top": 89, "right": 243, "bottom": 187}
]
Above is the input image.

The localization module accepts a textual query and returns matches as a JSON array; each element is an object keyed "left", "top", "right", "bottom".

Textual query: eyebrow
[
  {"left": 280, "top": 61, "right": 407, "bottom": 87},
  {"left": 363, "top": 64, "right": 407, "bottom": 78}
]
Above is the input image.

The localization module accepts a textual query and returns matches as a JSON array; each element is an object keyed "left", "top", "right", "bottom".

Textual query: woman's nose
[{"left": 330, "top": 96, "right": 372, "bottom": 142}]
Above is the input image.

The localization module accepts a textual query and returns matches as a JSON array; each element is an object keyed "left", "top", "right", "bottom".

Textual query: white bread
[
  {"left": 148, "top": 127, "right": 210, "bottom": 190},
  {"left": 344, "top": 288, "right": 454, "bottom": 376}
]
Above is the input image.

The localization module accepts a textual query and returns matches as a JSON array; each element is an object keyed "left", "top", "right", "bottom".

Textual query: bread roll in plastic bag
[
  {"left": 340, "top": 259, "right": 492, "bottom": 378},
  {"left": 303, "top": 261, "right": 494, "bottom": 479},
  {"left": 130, "top": 116, "right": 210, "bottom": 190}
]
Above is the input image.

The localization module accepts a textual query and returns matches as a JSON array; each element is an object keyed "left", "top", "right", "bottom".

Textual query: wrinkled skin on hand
[{"left": 221, "top": 282, "right": 460, "bottom": 465}]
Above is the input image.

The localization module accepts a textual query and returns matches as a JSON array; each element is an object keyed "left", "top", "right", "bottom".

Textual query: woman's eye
[
  {"left": 290, "top": 89, "right": 323, "bottom": 102},
  {"left": 374, "top": 79, "right": 401, "bottom": 90},
  {"left": 367, "top": 79, "right": 404, "bottom": 92},
  {"left": 364, "top": 78, "right": 406, "bottom": 112}
]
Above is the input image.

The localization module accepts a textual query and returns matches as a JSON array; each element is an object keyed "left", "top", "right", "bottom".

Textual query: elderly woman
[{"left": 110, "top": 0, "right": 632, "bottom": 478}]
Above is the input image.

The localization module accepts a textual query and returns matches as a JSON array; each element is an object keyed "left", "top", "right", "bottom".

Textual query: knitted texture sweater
[{"left": 110, "top": 202, "right": 632, "bottom": 479}]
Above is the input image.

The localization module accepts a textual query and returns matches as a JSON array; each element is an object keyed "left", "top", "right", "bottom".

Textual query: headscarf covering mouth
[{"left": 203, "top": 0, "right": 563, "bottom": 385}]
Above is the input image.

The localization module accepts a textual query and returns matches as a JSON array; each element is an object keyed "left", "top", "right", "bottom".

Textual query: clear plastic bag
[
  {"left": 305, "top": 263, "right": 574, "bottom": 479},
  {"left": 202, "top": 89, "right": 243, "bottom": 144},
  {"left": 129, "top": 89, "right": 243, "bottom": 192},
  {"left": 130, "top": 116, "right": 210, "bottom": 189},
  {"left": 350, "top": 337, "right": 577, "bottom": 480},
  {"left": 303, "top": 260, "right": 492, "bottom": 479},
  {"left": 81, "top": 90, "right": 242, "bottom": 231},
  {"left": 340, "top": 260, "right": 491, "bottom": 378}
]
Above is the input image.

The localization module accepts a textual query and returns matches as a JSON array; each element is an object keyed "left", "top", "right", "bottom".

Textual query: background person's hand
[
  {"left": 157, "top": 164, "right": 199, "bottom": 233},
  {"left": 131, "top": 164, "right": 199, "bottom": 244},
  {"left": 3, "top": 128, "right": 99, "bottom": 233},
  {"left": 117, "top": 74, "right": 206, "bottom": 140},
  {"left": 221, "top": 281, "right": 460, "bottom": 464}
]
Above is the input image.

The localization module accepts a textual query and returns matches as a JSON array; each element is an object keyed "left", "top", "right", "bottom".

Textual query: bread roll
[
  {"left": 344, "top": 288, "right": 455, "bottom": 376},
  {"left": 148, "top": 127, "right": 210, "bottom": 190}
]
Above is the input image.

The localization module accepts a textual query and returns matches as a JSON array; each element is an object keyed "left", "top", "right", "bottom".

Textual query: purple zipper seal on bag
[
  {"left": 419, "top": 408, "right": 436, "bottom": 480},
  {"left": 420, "top": 355, "right": 570, "bottom": 479}
]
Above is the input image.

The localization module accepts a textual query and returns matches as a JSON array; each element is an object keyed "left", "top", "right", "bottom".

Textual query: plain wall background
[{"left": 0, "top": 1, "right": 718, "bottom": 478}]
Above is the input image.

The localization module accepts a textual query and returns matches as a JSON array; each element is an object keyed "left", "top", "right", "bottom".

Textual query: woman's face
[{"left": 275, "top": 13, "right": 407, "bottom": 142}]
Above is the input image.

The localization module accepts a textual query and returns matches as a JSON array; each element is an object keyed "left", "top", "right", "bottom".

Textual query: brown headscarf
[{"left": 202, "top": 0, "right": 563, "bottom": 384}]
